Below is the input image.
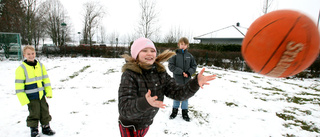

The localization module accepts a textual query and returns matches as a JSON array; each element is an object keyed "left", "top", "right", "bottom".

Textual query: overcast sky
[{"left": 59, "top": 0, "right": 320, "bottom": 43}]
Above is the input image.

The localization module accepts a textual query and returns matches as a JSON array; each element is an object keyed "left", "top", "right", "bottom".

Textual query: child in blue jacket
[{"left": 168, "top": 37, "right": 197, "bottom": 121}]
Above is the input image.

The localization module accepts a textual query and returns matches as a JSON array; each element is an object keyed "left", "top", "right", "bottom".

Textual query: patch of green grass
[
  {"left": 69, "top": 65, "right": 90, "bottom": 79},
  {"left": 242, "top": 87, "right": 250, "bottom": 90},
  {"left": 271, "top": 92, "right": 281, "bottom": 95},
  {"left": 309, "top": 86, "right": 320, "bottom": 92},
  {"left": 276, "top": 113, "right": 295, "bottom": 121},
  {"left": 300, "top": 110, "right": 312, "bottom": 115},
  {"left": 61, "top": 65, "right": 91, "bottom": 82},
  {"left": 70, "top": 111, "right": 79, "bottom": 114},
  {"left": 204, "top": 70, "right": 211, "bottom": 73},
  {"left": 283, "top": 107, "right": 312, "bottom": 116},
  {"left": 215, "top": 73, "right": 224, "bottom": 79},
  {"left": 297, "top": 120, "right": 319, "bottom": 133},
  {"left": 103, "top": 68, "right": 118, "bottom": 75},
  {"left": 284, "top": 82, "right": 301, "bottom": 86},
  {"left": 80, "top": 65, "right": 91, "bottom": 72},
  {"left": 212, "top": 100, "right": 218, "bottom": 103},
  {"left": 60, "top": 79, "right": 67, "bottom": 82},
  {"left": 253, "top": 96, "right": 268, "bottom": 101},
  {"left": 283, "top": 133, "right": 296, "bottom": 137},
  {"left": 286, "top": 96, "right": 319, "bottom": 105},
  {"left": 277, "top": 112, "right": 320, "bottom": 133},
  {"left": 47, "top": 66, "right": 60, "bottom": 71},
  {"left": 103, "top": 99, "right": 116, "bottom": 105},
  {"left": 257, "top": 109, "right": 268, "bottom": 112},
  {"left": 253, "top": 76, "right": 262, "bottom": 79},
  {"left": 284, "top": 82, "right": 320, "bottom": 92},
  {"left": 262, "top": 87, "right": 285, "bottom": 92},
  {"left": 258, "top": 97, "right": 267, "bottom": 101},
  {"left": 92, "top": 86, "right": 101, "bottom": 89},
  {"left": 225, "top": 102, "right": 238, "bottom": 107},
  {"left": 229, "top": 80, "right": 237, "bottom": 83},
  {"left": 282, "top": 109, "right": 297, "bottom": 115},
  {"left": 250, "top": 80, "right": 258, "bottom": 84},
  {"left": 69, "top": 73, "right": 79, "bottom": 79},
  {"left": 299, "top": 92, "right": 320, "bottom": 96},
  {"left": 189, "top": 106, "right": 210, "bottom": 125},
  {"left": 164, "top": 129, "right": 169, "bottom": 134}
]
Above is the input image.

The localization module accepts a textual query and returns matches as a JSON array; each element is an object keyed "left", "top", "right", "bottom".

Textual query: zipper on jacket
[{"left": 183, "top": 50, "right": 185, "bottom": 84}]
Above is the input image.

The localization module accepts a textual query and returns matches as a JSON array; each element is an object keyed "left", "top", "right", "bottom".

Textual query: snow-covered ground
[{"left": 1, "top": 57, "right": 319, "bottom": 137}]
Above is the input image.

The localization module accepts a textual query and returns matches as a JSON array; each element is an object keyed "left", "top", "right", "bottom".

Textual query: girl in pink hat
[{"left": 118, "top": 37, "right": 216, "bottom": 137}]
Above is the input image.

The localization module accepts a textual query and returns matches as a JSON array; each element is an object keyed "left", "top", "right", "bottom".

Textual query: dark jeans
[{"left": 27, "top": 97, "right": 52, "bottom": 127}]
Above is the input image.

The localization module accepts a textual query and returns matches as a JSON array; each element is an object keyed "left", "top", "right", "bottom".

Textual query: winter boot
[
  {"left": 41, "top": 124, "right": 55, "bottom": 136},
  {"left": 30, "top": 127, "right": 39, "bottom": 137},
  {"left": 182, "top": 109, "right": 190, "bottom": 122},
  {"left": 169, "top": 108, "right": 178, "bottom": 119}
]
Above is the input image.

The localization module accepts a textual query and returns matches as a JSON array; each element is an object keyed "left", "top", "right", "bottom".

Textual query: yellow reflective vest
[{"left": 15, "top": 61, "right": 52, "bottom": 106}]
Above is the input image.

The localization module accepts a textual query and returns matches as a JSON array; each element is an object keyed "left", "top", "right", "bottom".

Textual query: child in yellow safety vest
[{"left": 15, "top": 45, "right": 55, "bottom": 137}]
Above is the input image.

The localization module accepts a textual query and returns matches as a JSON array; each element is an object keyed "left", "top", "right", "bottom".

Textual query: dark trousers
[
  {"left": 27, "top": 97, "right": 52, "bottom": 127},
  {"left": 119, "top": 124, "right": 149, "bottom": 137}
]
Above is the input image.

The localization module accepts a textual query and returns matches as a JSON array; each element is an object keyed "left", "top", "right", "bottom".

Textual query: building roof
[{"left": 194, "top": 24, "right": 248, "bottom": 39}]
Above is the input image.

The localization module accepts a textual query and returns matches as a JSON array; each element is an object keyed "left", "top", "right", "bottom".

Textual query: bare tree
[
  {"left": 24, "top": 0, "right": 49, "bottom": 50},
  {"left": 32, "top": 10, "right": 47, "bottom": 50},
  {"left": 126, "top": 33, "right": 139, "bottom": 47},
  {"left": 136, "top": 0, "right": 159, "bottom": 39},
  {"left": 99, "top": 25, "right": 107, "bottom": 44},
  {"left": 108, "top": 31, "right": 119, "bottom": 47},
  {"left": 163, "top": 26, "right": 194, "bottom": 43},
  {"left": 163, "top": 26, "right": 183, "bottom": 43},
  {"left": 0, "top": 0, "right": 49, "bottom": 48},
  {"left": 262, "top": 0, "right": 274, "bottom": 14},
  {"left": 82, "top": 1, "right": 105, "bottom": 46},
  {"left": 39, "top": 0, "right": 70, "bottom": 47},
  {"left": 22, "top": 0, "right": 38, "bottom": 45}
]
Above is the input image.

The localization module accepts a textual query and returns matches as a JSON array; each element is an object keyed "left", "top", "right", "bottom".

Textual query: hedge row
[
  {"left": 42, "top": 45, "right": 129, "bottom": 58},
  {"left": 41, "top": 45, "right": 320, "bottom": 78},
  {"left": 154, "top": 43, "right": 242, "bottom": 52}
]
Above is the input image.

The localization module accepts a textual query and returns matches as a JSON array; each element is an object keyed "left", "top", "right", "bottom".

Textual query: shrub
[{"left": 41, "top": 43, "right": 319, "bottom": 78}]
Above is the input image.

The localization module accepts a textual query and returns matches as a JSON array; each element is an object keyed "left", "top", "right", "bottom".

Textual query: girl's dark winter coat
[{"left": 118, "top": 50, "right": 200, "bottom": 130}]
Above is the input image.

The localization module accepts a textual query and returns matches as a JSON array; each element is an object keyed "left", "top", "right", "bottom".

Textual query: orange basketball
[{"left": 242, "top": 10, "right": 320, "bottom": 78}]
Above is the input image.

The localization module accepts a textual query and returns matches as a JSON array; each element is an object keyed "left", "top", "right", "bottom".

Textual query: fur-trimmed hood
[{"left": 121, "top": 50, "right": 176, "bottom": 74}]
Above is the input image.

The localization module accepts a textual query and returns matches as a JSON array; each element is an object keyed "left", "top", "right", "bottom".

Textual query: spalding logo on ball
[{"left": 242, "top": 10, "right": 320, "bottom": 78}]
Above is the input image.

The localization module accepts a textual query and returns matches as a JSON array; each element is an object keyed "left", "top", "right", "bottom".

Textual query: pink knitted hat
[{"left": 131, "top": 37, "right": 157, "bottom": 60}]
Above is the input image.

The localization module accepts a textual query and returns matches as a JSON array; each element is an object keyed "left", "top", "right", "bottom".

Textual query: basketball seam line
[{"left": 244, "top": 19, "right": 281, "bottom": 53}]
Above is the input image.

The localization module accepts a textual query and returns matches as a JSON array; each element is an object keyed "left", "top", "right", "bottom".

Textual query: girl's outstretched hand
[
  {"left": 197, "top": 68, "right": 216, "bottom": 89},
  {"left": 145, "top": 90, "right": 166, "bottom": 109}
]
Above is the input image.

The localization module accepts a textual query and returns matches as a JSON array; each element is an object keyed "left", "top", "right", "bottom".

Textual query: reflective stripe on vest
[
  {"left": 15, "top": 79, "right": 25, "bottom": 83},
  {"left": 25, "top": 87, "right": 45, "bottom": 94},
  {"left": 16, "top": 89, "right": 25, "bottom": 94},
  {"left": 44, "top": 83, "right": 51, "bottom": 87}
]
